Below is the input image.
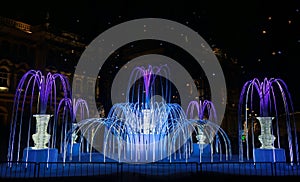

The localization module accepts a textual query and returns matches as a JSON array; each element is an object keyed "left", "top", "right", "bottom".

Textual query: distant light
[
  {"left": 257, "top": 58, "right": 261, "bottom": 62},
  {"left": 186, "top": 83, "right": 190, "bottom": 87},
  {"left": 288, "top": 20, "right": 292, "bottom": 24},
  {"left": 278, "top": 51, "right": 282, "bottom": 54},
  {"left": 0, "top": 86, "right": 8, "bottom": 92},
  {"left": 262, "top": 30, "right": 267, "bottom": 34},
  {"left": 268, "top": 16, "right": 272, "bottom": 20},
  {"left": 272, "top": 51, "right": 276, "bottom": 55},
  {"left": 76, "top": 19, "right": 80, "bottom": 23}
]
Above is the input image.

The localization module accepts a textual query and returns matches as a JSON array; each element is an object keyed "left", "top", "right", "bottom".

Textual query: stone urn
[
  {"left": 196, "top": 124, "right": 207, "bottom": 144},
  {"left": 256, "top": 116, "right": 276, "bottom": 149},
  {"left": 32, "top": 114, "right": 52, "bottom": 149},
  {"left": 71, "top": 123, "right": 78, "bottom": 144}
]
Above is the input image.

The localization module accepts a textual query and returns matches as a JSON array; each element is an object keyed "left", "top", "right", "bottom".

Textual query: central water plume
[{"left": 78, "top": 65, "right": 195, "bottom": 163}]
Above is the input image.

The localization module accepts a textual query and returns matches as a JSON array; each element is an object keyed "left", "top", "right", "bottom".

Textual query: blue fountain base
[
  {"left": 22, "top": 147, "right": 58, "bottom": 163},
  {"left": 67, "top": 143, "right": 80, "bottom": 156},
  {"left": 254, "top": 148, "right": 286, "bottom": 162},
  {"left": 193, "top": 143, "right": 211, "bottom": 156}
]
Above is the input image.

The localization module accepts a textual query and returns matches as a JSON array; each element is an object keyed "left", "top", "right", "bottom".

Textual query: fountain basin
[
  {"left": 67, "top": 143, "right": 80, "bottom": 156},
  {"left": 254, "top": 148, "right": 286, "bottom": 162},
  {"left": 22, "top": 147, "right": 58, "bottom": 163}
]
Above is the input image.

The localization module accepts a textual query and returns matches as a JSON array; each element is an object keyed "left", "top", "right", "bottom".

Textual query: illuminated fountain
[
  {"left": 238, "top": 77, "right": 299, "bottom": 164},
  {"left": 186, "top": 100, "right": 232, "bottom": 162},
  {"left": 7, "top": 70, "right": 71, "bottom": 163},
  {"left": 77, "top": 65, "right": 195, "bottom": 163},
  {"left": 56, "top": 98, "right": 89, "bottom": 162}
]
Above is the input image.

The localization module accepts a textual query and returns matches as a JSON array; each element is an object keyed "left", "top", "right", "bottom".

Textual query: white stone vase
[
  {"left": 71, "top": 123, "right": 78, "bottom": 144},
  {"left": 196, "top": 125, "right": 207, "bottom": 144},
  {"left": 257, "top": 116, "right": 276, "bottom": 149},
  {"left": 32, "top": 114, "right": 52, "bottom": 149}
]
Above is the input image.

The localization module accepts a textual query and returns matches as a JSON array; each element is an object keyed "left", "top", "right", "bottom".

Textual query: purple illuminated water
[
  {"left": 56, "top": 98, "right": 89, "bottom": 162},
  {"left": 127, "top": 64, "right": 171, "bottom": 109},
  {"left": 186, "top": 100, "right": 217, "bottom": 121},
  {"left": 77, "top": 64, "right": 196, "bottom": 163},
  {"left": 7, "top": 70, "right": 71, "bottom": 162},
  {"left": 186, "top": 100, "right": 232, "bottom": 162},
  {"left": 238, "top": 77, "right": 299, "bottom": 164}
]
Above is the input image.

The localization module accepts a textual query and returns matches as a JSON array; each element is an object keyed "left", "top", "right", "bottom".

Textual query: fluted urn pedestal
[
  {"left": 195, "top": 124, "right": 211, "bottom": 159},
  {"left": 22, "top": 114, "right": 58, "bottom": 162},
  {"left": 32, "top": 114, "right": 51, "bottom": 149},
  {"left": 254, "top": 116, "right": 286, "bottom": 162},
  {"left": 257, "top": 117, "right": 276, "bottom": 149}
]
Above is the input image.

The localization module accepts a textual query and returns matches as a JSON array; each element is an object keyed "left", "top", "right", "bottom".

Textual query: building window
[
  {"left": 96, "top": 78, "right": 100, "bottom": 98},
  {"left": 75, "top": 79, "right": 82, "bottom": 93},
  {"left": 0, "top": 41, "right": 10, "bottom": 56},
  {"left": 0, "top": 68, "right": 9, "bottom": 92},
  {"left": 87, "top": 81, "right": 94, "bottom": 94}
]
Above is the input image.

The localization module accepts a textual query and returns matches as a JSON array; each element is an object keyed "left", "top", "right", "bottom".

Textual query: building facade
[{"left": 0, "top": 16, "right": 107, "bottom": 160}]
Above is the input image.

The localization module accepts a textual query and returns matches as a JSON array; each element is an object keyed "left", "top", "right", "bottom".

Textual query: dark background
[{"left": 1, "top": 0, "right": 300, "bottom": 110}]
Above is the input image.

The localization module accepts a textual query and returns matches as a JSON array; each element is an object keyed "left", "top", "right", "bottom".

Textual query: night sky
[{"left": 1, "top": 0, "right": 300, "bottom": 110}]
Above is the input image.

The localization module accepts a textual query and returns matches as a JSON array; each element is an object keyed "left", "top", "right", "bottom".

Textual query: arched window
[
  {"left": 0, "top": 106, "right": 9, "bottom": 161},
  {"left": 0, "top": 40, "right": 10, "bottom": 56},
  {"left": 75, "top": 79, "right": 82, "bottom": 93},
  {"left": 19, "top": 44, "right": 28, "bottom": 57},
  {"left": 0, "top": 67, "right": 9, "bottom": 92}
]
